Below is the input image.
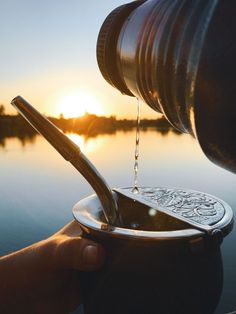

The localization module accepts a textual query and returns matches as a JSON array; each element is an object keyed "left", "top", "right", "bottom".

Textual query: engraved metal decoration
[{"left": 114, "top": 187, "right": 232, "bottom": 234}]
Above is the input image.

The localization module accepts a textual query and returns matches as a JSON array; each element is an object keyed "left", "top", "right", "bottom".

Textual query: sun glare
[
  {"left": 67, "top": 133, "right": 104, "bottom": 154},
  {"left": 57, "top": 91, "right": 103, "bottom": 118},
  {"left": 67, "top": 134, "right": 85, "bottom": 151}
]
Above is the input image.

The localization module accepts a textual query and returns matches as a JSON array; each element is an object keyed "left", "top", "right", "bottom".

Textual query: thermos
[{"left": 97, "top": 0, "right": 236, "bottom": 173}]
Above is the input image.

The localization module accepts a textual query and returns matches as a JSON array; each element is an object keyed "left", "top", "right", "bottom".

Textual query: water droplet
[
  {"left": 131, "top": 222, "right": 140, "bottom": 229},
  {"left": 132, "top": 186, "right": 140, "bottom": 194},
  {"left": 148, "top": 208, "right": 157, "bottom": 217}
]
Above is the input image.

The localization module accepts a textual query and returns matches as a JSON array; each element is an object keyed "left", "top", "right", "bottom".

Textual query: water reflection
[
  {"left": 0, "top": 133, "right": 37, "bottom": 149},
  {"left": 0, "top": 114, "right": 181, "bottom": 150},
  {"left": 0, "top": 127, "right": 182, "bottom": 150},
  {"left": 0, "top": 127, "right": 182, "bottom": 151},
  {"left": 66, "top": 133, "right": 106, "bottom": 155}
]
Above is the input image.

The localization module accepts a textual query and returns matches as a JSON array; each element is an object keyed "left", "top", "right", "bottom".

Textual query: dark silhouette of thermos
[{"left": 97, "top": 0, "right": 236, "bottom": 173}]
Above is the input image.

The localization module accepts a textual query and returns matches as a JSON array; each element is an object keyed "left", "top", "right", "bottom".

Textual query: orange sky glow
[
  {"left": 0, "top": 0, "right": 160, "bottom": 120},
  {"left": 2, "top": 69, "right": 159, "bottom": 119}
]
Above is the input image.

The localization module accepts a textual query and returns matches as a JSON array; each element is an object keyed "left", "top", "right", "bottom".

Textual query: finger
[
  {"left": 55, "top": 220, "right": 82, "bottom": 238},
  {"left": 56, "top": 237, "right": 105, "bottom": 271}
]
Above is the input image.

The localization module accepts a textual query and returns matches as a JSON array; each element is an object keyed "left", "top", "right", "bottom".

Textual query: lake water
[{"left": 0, "top": 128, "right": 236, "bottom": 313}]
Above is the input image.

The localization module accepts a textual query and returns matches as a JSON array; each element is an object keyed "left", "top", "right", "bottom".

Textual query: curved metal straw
[{"left": 11, "top": 96, "right": 121, "bottom": 227}]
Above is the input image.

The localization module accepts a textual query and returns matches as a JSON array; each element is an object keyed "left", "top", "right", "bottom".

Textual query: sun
[{"left": 57, "top": 91, "right": 103, "bottom": 118}]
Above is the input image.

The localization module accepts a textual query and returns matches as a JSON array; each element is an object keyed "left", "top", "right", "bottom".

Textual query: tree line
[{"left": 0, "top": 104, "right": 180, "bottom": 143}]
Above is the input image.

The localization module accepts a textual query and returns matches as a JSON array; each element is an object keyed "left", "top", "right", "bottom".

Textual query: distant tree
[
  {"left": 110, "top": 115, "right": 116, "bottom": 121},
  {"left": 0, "top": 104, "right": 5, "bottom": 116}
]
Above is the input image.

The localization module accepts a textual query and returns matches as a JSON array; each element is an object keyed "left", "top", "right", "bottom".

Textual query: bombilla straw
[{"left": 11, "top": 95, "right": 121, "bottom": 227}]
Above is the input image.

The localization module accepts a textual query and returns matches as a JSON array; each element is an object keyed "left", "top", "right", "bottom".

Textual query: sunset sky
[{"left": 0, "top": 0, "right": 159, "bottom": 119}]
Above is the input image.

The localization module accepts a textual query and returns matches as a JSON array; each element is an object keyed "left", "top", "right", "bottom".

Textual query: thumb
[{"left": 55, "top": 236, "right": 106, "bottom": 271}]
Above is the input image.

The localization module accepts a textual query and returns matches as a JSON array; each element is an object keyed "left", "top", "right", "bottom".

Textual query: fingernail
[{"left": 82, "top": 245, "right": 99, "bottom": 266}]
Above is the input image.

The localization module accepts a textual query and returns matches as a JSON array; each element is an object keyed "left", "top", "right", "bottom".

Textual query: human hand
[{"left": 0, "top": 220, "right": 105, "bottom": 313}]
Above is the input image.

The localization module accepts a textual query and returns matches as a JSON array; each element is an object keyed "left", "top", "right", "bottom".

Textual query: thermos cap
[{"left": 97, "top": 0, "right": 145, "bottom": 96}]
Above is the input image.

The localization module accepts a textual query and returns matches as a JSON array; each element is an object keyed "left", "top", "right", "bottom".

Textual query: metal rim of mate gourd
[{"left": 72, "top": 187, "right": 233, "bottom": 241}]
